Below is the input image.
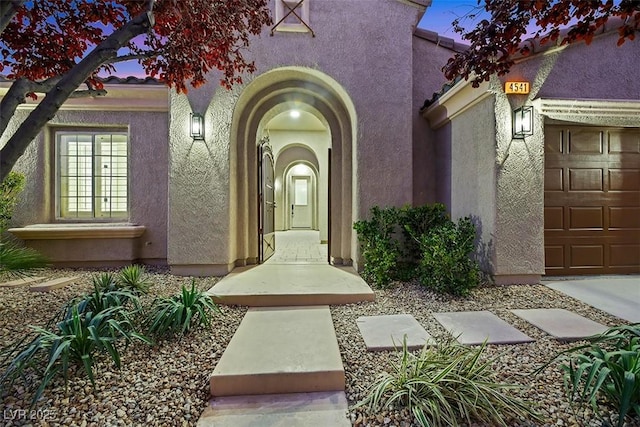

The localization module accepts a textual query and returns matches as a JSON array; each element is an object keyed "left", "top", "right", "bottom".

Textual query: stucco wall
[
  {"left": 255, "top": 0, "right": 423, "bottom": 252},
  {"left": 168, "top": 0, "right": 425, "bottom": 272},
  {"left": 448, "top": 97, "right": 497, "bottom": 273},
  {"left": 411, "top": 36, "right": 460, "bottom": 205},
  {"left": 5, "top": 106, "right": 169, "bottom": 264},
  {"left": 441, "top": 30, "right": 639, "bottom": 283}
]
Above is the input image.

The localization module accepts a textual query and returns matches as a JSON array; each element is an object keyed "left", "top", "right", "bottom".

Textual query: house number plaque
[{"left": 505, "top": 81, "right": 530, "bottom": 94}]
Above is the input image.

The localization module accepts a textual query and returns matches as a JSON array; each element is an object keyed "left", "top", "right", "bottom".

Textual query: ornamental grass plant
[
  {"left": 146, "top": 279, "right": 219, "bottom": 337},
  {"left": 357, "top": 337, "right": 540, "bottom": 427}
]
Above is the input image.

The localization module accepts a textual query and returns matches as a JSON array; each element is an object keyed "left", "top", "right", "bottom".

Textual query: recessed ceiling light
[{"left": 289, "top": 110, "right": 301, "bottom": 119}]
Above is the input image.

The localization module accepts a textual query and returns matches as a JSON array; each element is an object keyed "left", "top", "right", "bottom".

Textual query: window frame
[
  {"left": 54, "top": 129, "right": 130, "bottom": 222},
  {"left": 274, "top": 0, "right": 311, "bottom": 34}
]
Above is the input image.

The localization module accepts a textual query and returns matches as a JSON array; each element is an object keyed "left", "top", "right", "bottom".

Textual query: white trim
[
  {"left": 422, "top": 79, "right": 492, "bottom": 129},
  {"left": 535, "top": 98, "right": 640, "bottom": 122},
  {"left": 9, "top": 223, "right": 145, "bottom": 240}
]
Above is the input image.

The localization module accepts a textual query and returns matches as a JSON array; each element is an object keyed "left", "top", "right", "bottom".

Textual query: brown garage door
[{"left": 544, "top": 125, "right": 640, "bottom": 275}]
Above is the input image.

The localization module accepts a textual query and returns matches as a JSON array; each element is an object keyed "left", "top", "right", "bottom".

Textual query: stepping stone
[
  {"left": 0, "top": 276, "right": 45, "bottom": 288},
  {"left": 197, "top": 391, "right": 350, "bottom": 427},
  {"left": 30, "top": 277, "right": 77, "bottom": 292},
  {"left": 511, "top": 309, "right": 609, "bottom": 342},
  {"left": 433, "top": 311, "right": 534, "bottom": 345},
  {"left": 210, "top": 306, "right": 344, "bottom": 396},
  {"left": 356, "top": 314, "right": 433, "bottom": 351}
]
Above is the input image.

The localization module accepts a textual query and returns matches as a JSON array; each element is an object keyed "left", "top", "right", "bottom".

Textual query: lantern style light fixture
[
  {"left": 190, "top": 113, "right": 205, "bottom": 141},
  {"left": 512, "top": 105, "right": 533, "bottom": 139}
]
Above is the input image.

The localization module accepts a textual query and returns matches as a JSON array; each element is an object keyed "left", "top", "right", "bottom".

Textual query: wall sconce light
[
  {"left": 512, "top": 106, "right": 533, "bottom": 139},
  {"left": 190, "top": 113, "right": 204, "bottom": 141}
]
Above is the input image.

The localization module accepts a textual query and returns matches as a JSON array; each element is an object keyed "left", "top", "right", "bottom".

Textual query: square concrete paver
[
  {"left": 433, "top": 311, "right": 533, "bottom": 345},
  {"left": 511, "top": 309, "right": 608, "bottom": 341},
  {"left": 356, "top": 314, "right": 433, "bottom": 351}
]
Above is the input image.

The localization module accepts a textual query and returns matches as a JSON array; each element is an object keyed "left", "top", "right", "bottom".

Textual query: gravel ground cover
[{"left": 0, "top": 269, "right": 637, "bottom": 427}]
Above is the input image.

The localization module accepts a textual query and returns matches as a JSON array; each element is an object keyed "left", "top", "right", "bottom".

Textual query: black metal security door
[{"left": 258, "top": 138, "right": 275, "bottom": 262}]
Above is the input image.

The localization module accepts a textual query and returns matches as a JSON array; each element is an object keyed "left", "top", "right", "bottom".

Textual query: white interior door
[{"left": 291, "top": 176, "right": 312, "bottom": 228}]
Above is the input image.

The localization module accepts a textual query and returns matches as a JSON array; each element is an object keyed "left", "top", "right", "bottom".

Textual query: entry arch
[{"left": 229, "top": 67, "right": 357, "bottom": 267}]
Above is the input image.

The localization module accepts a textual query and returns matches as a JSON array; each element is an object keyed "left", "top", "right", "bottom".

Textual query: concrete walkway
[
  {"left": 543, "top": 276, "right": 640, "bottom": 322},
  {"left": 199, "top": 231, "right": 638, "bottom": 426}
]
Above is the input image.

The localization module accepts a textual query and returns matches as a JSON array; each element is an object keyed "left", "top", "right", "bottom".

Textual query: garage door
[{"left": 544, "top": 125, "right": 640, "bottom": 275}]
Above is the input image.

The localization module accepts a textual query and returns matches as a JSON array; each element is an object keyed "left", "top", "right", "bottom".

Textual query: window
[
  {"left": 273, "top": 0, "right": 311, "bottom": 34},
  {"left": 56, "top": 132, "right": 128, "bottom": 219}
]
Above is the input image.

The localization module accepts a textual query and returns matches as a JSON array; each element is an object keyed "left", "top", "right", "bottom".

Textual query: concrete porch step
[
  {"left": 210, "top": 306, "right": 345, "bottom": 397},
  {"left": 208, "top": 264, "right": 375, "bottom": 306},
  {"left": 197, "top": 391, "right": 351, "bottom": 427}
]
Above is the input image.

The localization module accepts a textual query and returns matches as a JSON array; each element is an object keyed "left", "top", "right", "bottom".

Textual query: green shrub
[
  {"left": 398, "top": 203, "right": 449, "bottom": 264},
  {"left": 0, "top": 172, "right": 25, "bottom": 233},
  {"left": 415, "top": 217, "right": 480, "bottom": 296},
  {"left": 357, "top": 337, "right": 539, "bottom": 427},
  {"left": 353, "top": 206, "right": 401, "bottom": 288},
  {"left": 1, "top": 304, "right": 149, "bottom": 406},
  {"left": 353, "top": 204, "right": 478, "bottom": 291},
  {"left": 147, "top": 280, "right": 219, "bottom": 336},
  {"left": 549, "top": 324, "right": 640, "bottom": 426}
]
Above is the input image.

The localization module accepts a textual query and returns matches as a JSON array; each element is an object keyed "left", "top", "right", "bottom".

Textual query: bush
[
  {"left": 0, "top": 172, "right": 49, "bottom": 276},
  {"left": 398, "top": 203, "right": 449, "bottom": 264},
  {"left": 0, "top": 171, "right": 25, "bottom": 233},
  {"left": 354, "top": 204, "right": 481, "bottom": 294},
  {"left": 147, "top": 279, "right": 219, "bottom": 336},
  {"left": 357, "top": 337, "right": 540, "bottom": 426},
  {"left": 549, "top": 324, "right": 640, "bottom": 427},
  {"left": 415, "top": 217, "right": 480, "bottom": 296},
  {"left": 353, "top": 206, "right": 401, "bottom": 288}
]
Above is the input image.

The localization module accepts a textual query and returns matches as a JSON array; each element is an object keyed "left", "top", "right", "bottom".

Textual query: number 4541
[{"left": 505, "top": 81, "right": 530, "bottom": 94}]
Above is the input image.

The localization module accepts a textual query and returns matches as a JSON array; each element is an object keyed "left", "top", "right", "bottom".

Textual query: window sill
[{"left": 9, "top": 223, "right": 146, "bottom": 240}]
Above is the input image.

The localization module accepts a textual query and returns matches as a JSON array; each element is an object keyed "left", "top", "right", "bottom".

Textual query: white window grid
[{"left": 56, "top": 132, "right": 128, "bottom": 219}]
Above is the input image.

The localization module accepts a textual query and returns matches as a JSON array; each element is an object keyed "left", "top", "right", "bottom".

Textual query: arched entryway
[{"left": 229, "top": 67, "right": 357, "bottom": 267}]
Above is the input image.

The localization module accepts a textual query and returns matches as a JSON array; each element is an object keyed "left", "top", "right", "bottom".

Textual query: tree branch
[
  {"left": 0, "top": 0, "right": 24, "bottom": 35},
  {"left": 0, "top": 78, "right": 31, "bottom": 140},
  {"left": 0, "top": 10, "right": 155, "bottom": 181},
  {"left": 107, "top": 53, "right": 156, "bottom": 64},
  {"left": 68, "top": 89, "right": 107, "bottom": 98}
]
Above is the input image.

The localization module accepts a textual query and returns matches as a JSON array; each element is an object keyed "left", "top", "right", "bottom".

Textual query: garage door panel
[
  {"left": 569, "top": 207, "right": 603, "bottom": 230},
  {"left": 544, "top": 207, "right": 564, "bottom": 230},
  {"left": 544, "top": 125, "right": 640, "bottom": 275},
  {"left": 609, "top": 169, "right": 640, "bottom": 191},
  {"left": 544, "top": 245, "right": 565, "bottom": 269},
  {"left": 608, "top": 131, "right": 640, "bottom": 154},
  {"left": 570, "top": 245, "right": 604, "bottom": 268},
  {"left": 545, "top": 134, "right": 564, "bottom": 154},
  {"left": 609, "top": 207, "right": 640, "bottom": 229},
  {"left": 610, "top": 244, "right": 640, "bottom": 267},
  {"left": 569, "top": 168, "right": 603, "bottom": 191},
  {"left": 568, "top": 129, "right": 603, "bottom": 154},
  {"left": 544, "top": 168, "right": 564, "bottom": 191}
]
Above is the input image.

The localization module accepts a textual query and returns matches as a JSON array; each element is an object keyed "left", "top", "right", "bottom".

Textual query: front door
[
  {"left": 291, "top": 176, "right": 312, "bottom": 228},
  {"left": 258, "top": 138, "right": 275, "bottom": 262}
]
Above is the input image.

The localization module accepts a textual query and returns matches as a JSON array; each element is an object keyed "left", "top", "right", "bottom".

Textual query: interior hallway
[{"left": 265, "top": 230, "right": 327, "bottom": 264}]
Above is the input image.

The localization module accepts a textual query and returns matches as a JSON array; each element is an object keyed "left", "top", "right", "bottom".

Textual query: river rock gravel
[{"left": 0, "top": 269, "right": 638, "bottom": 426}]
